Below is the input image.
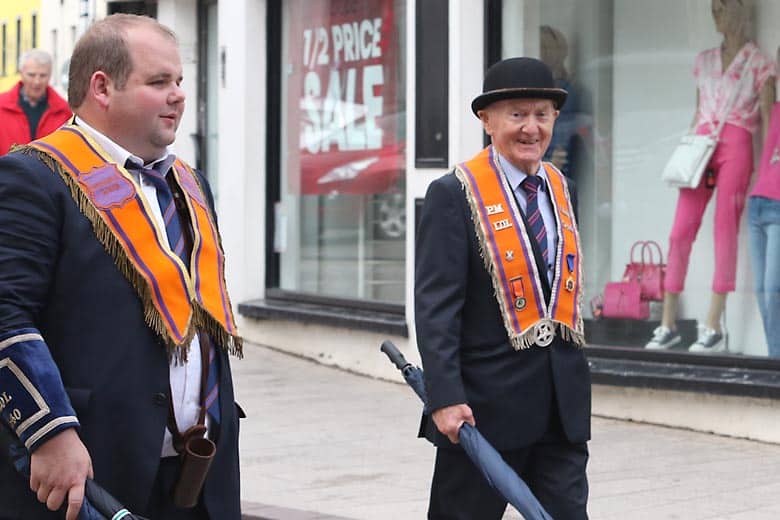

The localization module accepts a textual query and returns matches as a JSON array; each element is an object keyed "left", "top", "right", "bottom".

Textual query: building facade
[{"left": 0, "top": 0, "right": 41, "bottom": 91}]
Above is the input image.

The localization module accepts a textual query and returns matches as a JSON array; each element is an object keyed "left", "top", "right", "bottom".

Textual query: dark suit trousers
[{"left": 428, "top": 411, "right": 589, "bottom": 520}]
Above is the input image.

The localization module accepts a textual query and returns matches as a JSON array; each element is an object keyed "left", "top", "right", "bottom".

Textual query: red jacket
[{"left": 0, "top": 81, "right": 71, "bottom": 155}]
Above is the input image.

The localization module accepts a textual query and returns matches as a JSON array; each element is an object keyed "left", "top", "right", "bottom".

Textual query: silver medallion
[{"left": 533, "top": 320, "right": 555, "bottom": 347}]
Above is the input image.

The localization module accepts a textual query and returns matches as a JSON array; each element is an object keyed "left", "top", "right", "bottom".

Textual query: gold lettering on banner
[
  {"left": 486, "top": 203, "right": 504, "bottom": 215},
  {"left": 7, "top": 408, "right": 21, "bottom": 427},
  {"left": 0, "top": 391, "right": 11, "bottom": 413},
  {"left": 493, "top": 219, "right": 512, "bottom": 231}
]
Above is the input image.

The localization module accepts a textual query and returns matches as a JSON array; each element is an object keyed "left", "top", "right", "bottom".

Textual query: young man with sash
[
  {"left": 0, "top": 14, "right": 243, "bottom": 520},
  {"left": 415, "top": 57, "right": 591, "bottom": 519}
]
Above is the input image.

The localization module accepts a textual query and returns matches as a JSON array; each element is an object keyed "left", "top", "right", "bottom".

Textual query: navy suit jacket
[
  {"left": 0, "top": 151, "right": 241, "bottom": 518},
  {"left": 415, "top": 170, "right": 591, "bottom": 451}
]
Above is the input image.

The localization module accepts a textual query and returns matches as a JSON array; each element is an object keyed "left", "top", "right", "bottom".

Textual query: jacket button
[{"left": 153, "top": 392, "right": 167, "bottom": 406}]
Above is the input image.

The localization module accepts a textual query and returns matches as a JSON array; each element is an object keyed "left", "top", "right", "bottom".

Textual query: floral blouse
[{"left": 694, "top": 41, "right": 776, "bottom": 135}]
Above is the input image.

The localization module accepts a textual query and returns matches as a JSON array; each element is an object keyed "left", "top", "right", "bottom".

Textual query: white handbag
[
  {"left": 661, "top": 134, "right": 718, "bottom": 188},
  {"left": 662, "top": 49, "right": 757, "bottom": 188}
]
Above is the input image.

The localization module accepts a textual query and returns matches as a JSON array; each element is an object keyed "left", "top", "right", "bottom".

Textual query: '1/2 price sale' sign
[{"left": 286, "top": 0, "right": 403, "bottom": 195}]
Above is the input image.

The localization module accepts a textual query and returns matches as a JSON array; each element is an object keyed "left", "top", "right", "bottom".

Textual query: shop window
[
  {"left": 272, "top": 0, "right": 407, "bottom": 305},
  {"left": 496, "top": 0, "right": 780, "bottom": 362}
]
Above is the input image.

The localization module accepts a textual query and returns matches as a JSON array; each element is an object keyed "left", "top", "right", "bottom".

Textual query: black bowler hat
[{"left": 471, "top": 57, "right": 568, "bottom": 116}]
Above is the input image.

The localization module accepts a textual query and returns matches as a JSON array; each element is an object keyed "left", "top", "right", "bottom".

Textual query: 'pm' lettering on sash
[{"left": 486, "top": 203, "right": 504, "bottom": 215}]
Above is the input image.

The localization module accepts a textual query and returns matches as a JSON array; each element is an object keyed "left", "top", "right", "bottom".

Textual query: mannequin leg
[
  {"left": 686, "top": 126, "right": 751, "bottom": 354},
  {"left": 711, "top": 126, "right": 753, "bottom": 293},
  {"left": 688, "top": 292, "right": 728, "bottom": 353},
  {"left": 646, "top": 291, "right": 682, "bottom": 349},
  {"left": 650, "top": 185, "right": 711, "bottom": 350},
  {"left": 664, "top": 188, "right": 713, "bottom": 293},
  {"left": 661, "top": 292, "right": 680, "bottom": 330},
  {"left": 704, "top": 292, "right": 727, "bottom": 333},
  {"left": 762, "top": 222, "right": 780, "bottom": 358},
  {"left": 749, "top": 197, "right": 780, "bottom": 358}
]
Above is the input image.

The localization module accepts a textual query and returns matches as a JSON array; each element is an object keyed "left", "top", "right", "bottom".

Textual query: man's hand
[
  {"left": 29, "top": 428, "right": 93, "bottom": 520},
  {"left": 432, "top": 403, "right": 475, "bottom": 444}
]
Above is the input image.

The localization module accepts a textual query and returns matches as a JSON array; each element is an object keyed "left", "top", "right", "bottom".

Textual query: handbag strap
[
  {"left": 629, "top": 240, "right": 644, "bottom": 263},
  {"left": 641, "top": 240, "right": 664, "bottom": 265},
  {"left": 710, "top": 47, "right": 758, "bottom": 138}
]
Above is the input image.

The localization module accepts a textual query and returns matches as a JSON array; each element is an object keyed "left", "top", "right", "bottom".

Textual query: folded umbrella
[
  {"left": 0, "top": 425, "right": 148, "bottom": 520},
  {"left": 381, "top": 340, "right": 554, "bottom": 520}
]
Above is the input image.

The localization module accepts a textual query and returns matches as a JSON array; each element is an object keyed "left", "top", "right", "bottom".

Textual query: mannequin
[
  {"left": 746, "top": 46, "right": 780, "bottom": 358},
  {"left": 647, "top": 0, "right": 776, "bottom": 352}
]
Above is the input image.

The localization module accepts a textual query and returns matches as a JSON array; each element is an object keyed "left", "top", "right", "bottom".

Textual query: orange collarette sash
[
  {"left": 23, "top": 125, "right": 242, "bottom": 358},
  {"left": 454, "top": 146, "right": 584, "bottom": 349}
]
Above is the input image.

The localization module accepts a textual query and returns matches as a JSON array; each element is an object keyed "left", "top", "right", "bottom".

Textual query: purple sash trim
[
  {"left": 487, "top": 148, "right": 546, "bottom": 317},
  {"left": 459, "top": 161, "right": 522, "bottom": 333}
]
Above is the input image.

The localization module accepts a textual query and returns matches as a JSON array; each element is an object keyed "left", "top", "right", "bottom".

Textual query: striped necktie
[
  {"left": 126, "top": 159, "right": 221, "bottom": 423},
  {"left": 521, "top": 175, "right": 549, "bottom": 263}
]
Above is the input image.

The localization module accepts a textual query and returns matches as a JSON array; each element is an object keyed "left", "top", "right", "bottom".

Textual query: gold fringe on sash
[{"left": 17, "top": 145, "right": 244, "bottom": 361}]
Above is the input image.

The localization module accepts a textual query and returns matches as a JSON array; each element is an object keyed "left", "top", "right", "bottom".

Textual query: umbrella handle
[
  {"left": 84, "top": 479, "right": 149, "bottom": 519},
  {"left": 0, "top": 424, "right": 147, "bottom": 520},
  {"left": 380, "top": 340, "right": 411, "bottom": 371}
]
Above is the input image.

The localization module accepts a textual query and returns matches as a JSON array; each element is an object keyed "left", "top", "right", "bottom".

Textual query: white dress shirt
[{"left": 74, "top": 116, "right": 208, "bottom": 458}]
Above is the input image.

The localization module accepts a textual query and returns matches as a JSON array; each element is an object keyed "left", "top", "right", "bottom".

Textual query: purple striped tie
[
  {"left": 521, "top": 176, "right": 548, "bottom": 262},
  {"left": 126, "top": 159, "right": 220, "bottom": 424},
  {"left": 201, "top": 333, "right": 220, "bottom": 423}
]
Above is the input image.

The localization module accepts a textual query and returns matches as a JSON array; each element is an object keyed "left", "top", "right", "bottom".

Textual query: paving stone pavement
[{"left": 234, "top": 343, "right": 780, "bottom": 520}]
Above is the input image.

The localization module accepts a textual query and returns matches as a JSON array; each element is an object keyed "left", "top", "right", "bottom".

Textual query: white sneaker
[
  {"left": 645, "top": 326, "right": 681, "bottom": 350},
  {"left": 688, "top": 325, "right": 726, "bottom": 353}
]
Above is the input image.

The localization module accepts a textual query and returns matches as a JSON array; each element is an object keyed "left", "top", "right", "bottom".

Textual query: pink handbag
[
  {"left": 620, "top": 240, "right": 666, "bottom": 302},
  {"left": 602, "top": 281, "right": 649, "bottom": 320}
]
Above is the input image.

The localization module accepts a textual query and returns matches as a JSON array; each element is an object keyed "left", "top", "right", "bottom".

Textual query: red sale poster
[{"left": 285, "top": 0, "right": 404, "bottom": 195}]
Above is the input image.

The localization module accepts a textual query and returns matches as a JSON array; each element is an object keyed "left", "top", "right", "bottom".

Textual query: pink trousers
[{"left": 664, "top": 123, "right": 753, "bottom": 293}]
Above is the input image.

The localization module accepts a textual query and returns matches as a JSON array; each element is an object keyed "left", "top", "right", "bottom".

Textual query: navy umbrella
[
  {"left": 0, "top": 425, "right": 148, "bottom": 520},
  {"left": 381, "top": 340, "right": 554, "bottom": 520}
]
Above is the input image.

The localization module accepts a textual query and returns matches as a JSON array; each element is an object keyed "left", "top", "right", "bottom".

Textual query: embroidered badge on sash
[{"left": 78, "top": 164, "right": 136, "bottom": 210}]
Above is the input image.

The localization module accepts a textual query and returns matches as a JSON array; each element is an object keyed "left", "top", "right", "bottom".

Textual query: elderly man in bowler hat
[{"left": 415, "top": 57, "right": 591, "bottom": 519}]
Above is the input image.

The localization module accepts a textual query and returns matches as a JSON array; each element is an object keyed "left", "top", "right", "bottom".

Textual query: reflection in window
[{"left": 278, "top": 0, "right": 406, "bottom": 304}]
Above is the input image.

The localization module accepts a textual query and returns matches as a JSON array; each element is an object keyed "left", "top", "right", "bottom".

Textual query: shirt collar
[
  {"left": 73, "top": 115, "right": 175, "bottom": 171},
  {"left": 494, "top": 147, "right": 547, "bottom": 191}
]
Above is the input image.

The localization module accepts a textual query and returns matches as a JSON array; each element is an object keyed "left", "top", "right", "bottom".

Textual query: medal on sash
[{"left": 511, "top": 276, "right": 526, "bottom": 310}]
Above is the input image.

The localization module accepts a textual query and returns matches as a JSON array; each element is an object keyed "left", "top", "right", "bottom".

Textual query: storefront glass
[
  {"left": 500, "top": 0, "right": 780, "bottom": 359},
  {"left": 277, "top": 0, "right": 407, "bottom": 304}
]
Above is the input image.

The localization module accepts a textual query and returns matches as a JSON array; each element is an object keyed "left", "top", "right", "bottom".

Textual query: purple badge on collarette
[{"left": 78, "top": 164, "right": 136, "bottom": 210}]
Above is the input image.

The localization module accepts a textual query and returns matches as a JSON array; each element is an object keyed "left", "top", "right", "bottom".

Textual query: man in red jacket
[{"left": 0, "top": 49, "right": 71, "bottom": 155}]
